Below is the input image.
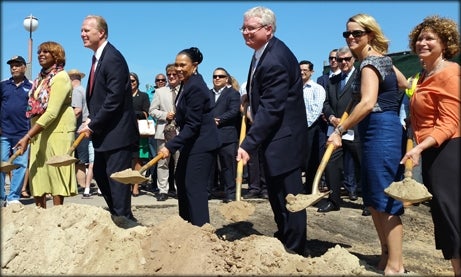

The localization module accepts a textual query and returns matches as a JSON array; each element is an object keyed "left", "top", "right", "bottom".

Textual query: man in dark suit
[
  {"left": 208, "top": 67, "right": 241, "bottom": 203},
  {"left": 79, "top": 15, "right": 139, "bottom": 221},
  {"left": 316, "top": 49, "right": 341, "bottom": 89},
  {"left": 237, "top": 6, "right": 308, "bottom": 256},
  {"left": 320, "top": 46, "right": 363, "bottom": 213}
]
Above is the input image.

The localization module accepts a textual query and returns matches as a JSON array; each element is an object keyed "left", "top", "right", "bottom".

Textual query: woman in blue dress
[{"left": 327, "top": 14, "right": 408, "bottom": 275}]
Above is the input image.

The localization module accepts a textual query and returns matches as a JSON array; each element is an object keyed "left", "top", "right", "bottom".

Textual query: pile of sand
[{"left": 1, "top": 203, "right": 379, "bottom": 275}]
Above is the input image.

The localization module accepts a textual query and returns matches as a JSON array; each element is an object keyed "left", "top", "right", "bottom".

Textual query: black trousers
[
  {"left": 93, "top": 145, "right": 134, "bottom": 219},
  {"left": 266, "top": 167, "right": 307, "bottom": 255}
]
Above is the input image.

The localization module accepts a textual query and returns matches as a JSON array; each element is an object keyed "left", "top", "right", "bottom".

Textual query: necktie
[
  {"left": 89, "top": 55, "right": 96, "bottom": 95},
  {"left": 171, "top": 87, "right": 177, "bottom": 112},
  {"left": 248, "top": 55, "right": 257, "bottom": 99},
  {"left": 340, "top": 72, "right": 347, "bottom": 92}
]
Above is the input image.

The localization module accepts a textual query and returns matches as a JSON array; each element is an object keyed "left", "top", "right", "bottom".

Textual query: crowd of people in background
[{"left": 1, "top": 7, "right": 459, "bottom": 276}]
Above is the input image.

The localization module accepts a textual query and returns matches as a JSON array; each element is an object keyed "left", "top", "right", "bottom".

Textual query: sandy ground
[{"left": 0, "top": 189, "right": 454, "bottom": 276}]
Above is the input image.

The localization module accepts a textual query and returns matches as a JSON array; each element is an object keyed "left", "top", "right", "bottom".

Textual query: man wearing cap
[{"left": 0, "top": 55, "right": 32, "bottom": 206}]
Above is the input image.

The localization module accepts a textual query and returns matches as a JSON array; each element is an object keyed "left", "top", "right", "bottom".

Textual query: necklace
[{"left": 424, "top": 59, "right": 446, "bottom": 77}]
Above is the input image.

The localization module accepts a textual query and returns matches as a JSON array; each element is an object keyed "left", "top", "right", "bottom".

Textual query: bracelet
[
  {"left": 335, "top": 125, "right": 346, "bottom": 136},
  {"left": 25, "top": 133, "right": 32, "bottom": 140}
]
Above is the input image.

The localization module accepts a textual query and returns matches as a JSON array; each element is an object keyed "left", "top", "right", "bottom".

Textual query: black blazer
[
  {"left": 209, "top": 86, "right": 241, "bottom": 144},
  {"left": 316, "top": 74, "right": 330, "bottom": 89},
  {"left": 323, "top": 69, "right": 360, "bottom": 142},
  {"left": 241, "top": 37, "right": 308, "bottom": 177},
  {"left": 132, "top": 91, "right": 150, "bottom": 119},
  {"left": 86, "top": 42, "right": 139, "bottom": 151},
  {"left": 166, "top": 73, "right": 220, "bottom": 155}
]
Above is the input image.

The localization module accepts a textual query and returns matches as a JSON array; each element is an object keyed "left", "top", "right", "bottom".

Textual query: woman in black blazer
[
  {"left": 129, "top": 72, "right": 150, "bottom": 196},
  {"left": 158, "top": 47, "right": 220, "bottom": 226}
]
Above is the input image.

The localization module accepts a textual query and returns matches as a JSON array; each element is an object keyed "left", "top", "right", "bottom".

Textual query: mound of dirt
[{"left": 2, "top": 203, "right": 378, "bottom": 275}]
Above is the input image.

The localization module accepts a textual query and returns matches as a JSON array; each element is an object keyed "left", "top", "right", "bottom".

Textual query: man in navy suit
[
  {"left": 320, "top": 46, "right": 363, "bottom": 213},
  {"left": 236, "top": 6, "right": 308, "bottom": 256},
  {"left": 208, "top": 67, "right": 241, "bottom": 203},
  {"left": 79, "top": 15, "right": 139, "bottom": 221}
]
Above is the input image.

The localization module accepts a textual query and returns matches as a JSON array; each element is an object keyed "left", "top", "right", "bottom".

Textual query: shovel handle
[
  {"left": 403, "top": 138, "right": 414, "bottom": 178},
  {"left": 8, "top": 148, "right": 24, "bottom": 163},
  {"left": 139, "top": 153, "right": 164, "bottom": 175},
  {"left": 67, "top": 133, "right": 86, "bottom": 155},
  {"left": 236, "top": 114, "right": 247, "bottom": 201},
  {"left": 312, "top": 98, "right": 356, "bottom": 194}
]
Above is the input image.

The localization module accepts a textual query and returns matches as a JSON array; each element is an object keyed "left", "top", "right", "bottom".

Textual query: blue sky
[{"left": 2, "top": 1, "right": 459, "bottom": 91}]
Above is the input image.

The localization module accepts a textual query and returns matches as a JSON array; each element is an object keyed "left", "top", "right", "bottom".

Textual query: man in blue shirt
[{"left": 1, "top": 55, "right": 32, "bottom": 206}]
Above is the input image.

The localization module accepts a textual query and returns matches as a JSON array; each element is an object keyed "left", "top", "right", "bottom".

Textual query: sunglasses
[
  {"left": 213, "top": 75, "right": 228, "bottom": 79},
  {"left": 337, "top": 57, "right": 353, "bottom": 62},
  {"left": 328, "top": 56, "right": 337, "bottom": 61},
  {"left": 155, "top": 79, "right": 166, "bottom": 82},
  {"left": 130, "top": 79, "right": 136, "bottom": 83},
  {"left": 342, "top": 30, "right": 368, "bottom": 38}
]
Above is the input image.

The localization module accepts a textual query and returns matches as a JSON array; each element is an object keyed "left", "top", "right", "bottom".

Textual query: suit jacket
[
  {"left": 165, "top": 73, "right": 220, "bottom": 155},
  {"left": 322, "top": 69, "right": 360, "bottom": 142},
  {"left": 316, "top": 74, "right": 330, "bottom": 89},
  {"left": 149, "top": 85, "right": 177, "bottom": 140},
  {"left": 209, "top": 86, "right": 241, "bottom": 144},
  {"left": 132, "top": 90, "right": 150, "bottom": 119},
  {"left": 86, "top": 42, "right": 139, "bottom": 151},
  {"left": 241, "top": 37, "right": 308, "bottom": 177}
]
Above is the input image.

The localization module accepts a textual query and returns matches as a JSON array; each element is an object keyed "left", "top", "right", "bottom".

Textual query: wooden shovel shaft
[
  {"left": 235, "top": 114, "right": 247, "bottom": 201},
  {"left": 312, "top": 99, "right": 355, "bottom": 194},
  {"left": 8, "top": 148, "right": 23, "bottom": 163},
  {"left": 67, "top": 132, "right": 86, "bottom": 155},
  {"left": 404, "top": 138, "right": 414, "bottom": 171},
  {"left": 139, "top": 153, "right": 164, "bottom": 175}
]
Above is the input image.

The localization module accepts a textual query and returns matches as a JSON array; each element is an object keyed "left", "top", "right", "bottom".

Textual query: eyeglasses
[
  {"left": 337, "top": 57, "right": 353, "bottom": 63},
  {"left": 342, "top": 30, "right": 368, "bottom": 38},
  {"left": 328, "top": 57, "right": 337, "bottom": 61},
  {"left": 167, "top": 73, "right": 177, "bottom": 76},
  {"left": 213, "top": 75, "right": 228, "bottom": 79},
  {"left": 155, "top": 79, "right": 166, "bottom": 82},
  {"left": 130, "top": 79, "right": 136, "bottom": 83},
  {"left": 239, "top": 25, "right": 266, "bottom": 34}
]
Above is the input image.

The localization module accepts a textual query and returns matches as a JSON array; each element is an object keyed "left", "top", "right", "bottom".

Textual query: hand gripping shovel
[
  {"left": 384, "top": 125, "right": 432, "bottom": 205},
  {"left": 219, "top": 113, "right": 255, "bottom": 222},
  {"left": 110, "top": 153, "right": 164, "bottom": 184},
  {"left": 0, "top": 148, "right": 23, "bottom": 173},
  {"left": 286, "top": 99, "right": 355, "bottom": 212},
  {"left": 46, "top": 132, "right": 86, "bottom": 167}
]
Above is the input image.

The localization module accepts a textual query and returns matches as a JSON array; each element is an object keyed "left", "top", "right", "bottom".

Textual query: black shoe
[
  {"left": 361, "top": 207, "right": 371, "bottom": 216},
  {"left": 317, "top": 201, "right": 340, "bottom": 213},
  {"left": 260, "top": 192, "right": 269, "bottom": 199},
  {"left": 82, "top": 193, "right": 92, "bottom": 199},
  {"left": 348, "top": 191, "right": 358, "bottom": 201},
  {"left": 167, "top": 190, "right": 177, "bottom": 199},
  {"left": 243, "top": 191, "right": 260, "bottom": 199},
  {"left": 157, "top": 193, "right": 168, "bottom": 201},
  {"left": 222, "top": 198, "right": 234, "bottom": 203}
]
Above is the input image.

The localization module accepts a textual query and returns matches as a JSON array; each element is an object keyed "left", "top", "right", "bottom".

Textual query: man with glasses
[
  {"left": 1, "top": 56, "right": 32, "bottom": 207},
  {"left": 317, "top": 49, "right": 341, "bottom": 89},
  {"left": 149, "top": 64, "right": 180, "bottom": 201},
  {"left": 236, "top": 6, "right": 308, "bottom": 256},
  {"left": 299, "top": 61, "right": 327, "bottom": 196},
  {"left": 208, "top": 67, "right": 240, "bottom": 203},
  {"left": 320, "top": 46, "right": 366, "bottom": 214},
  {"left": 154, "top": 73, "right": 167, "bottom": 89}
]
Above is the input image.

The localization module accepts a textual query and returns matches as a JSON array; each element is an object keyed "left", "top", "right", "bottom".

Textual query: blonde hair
[{"left": 348, "top": 13, "right": 389, "bottom": 54}]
